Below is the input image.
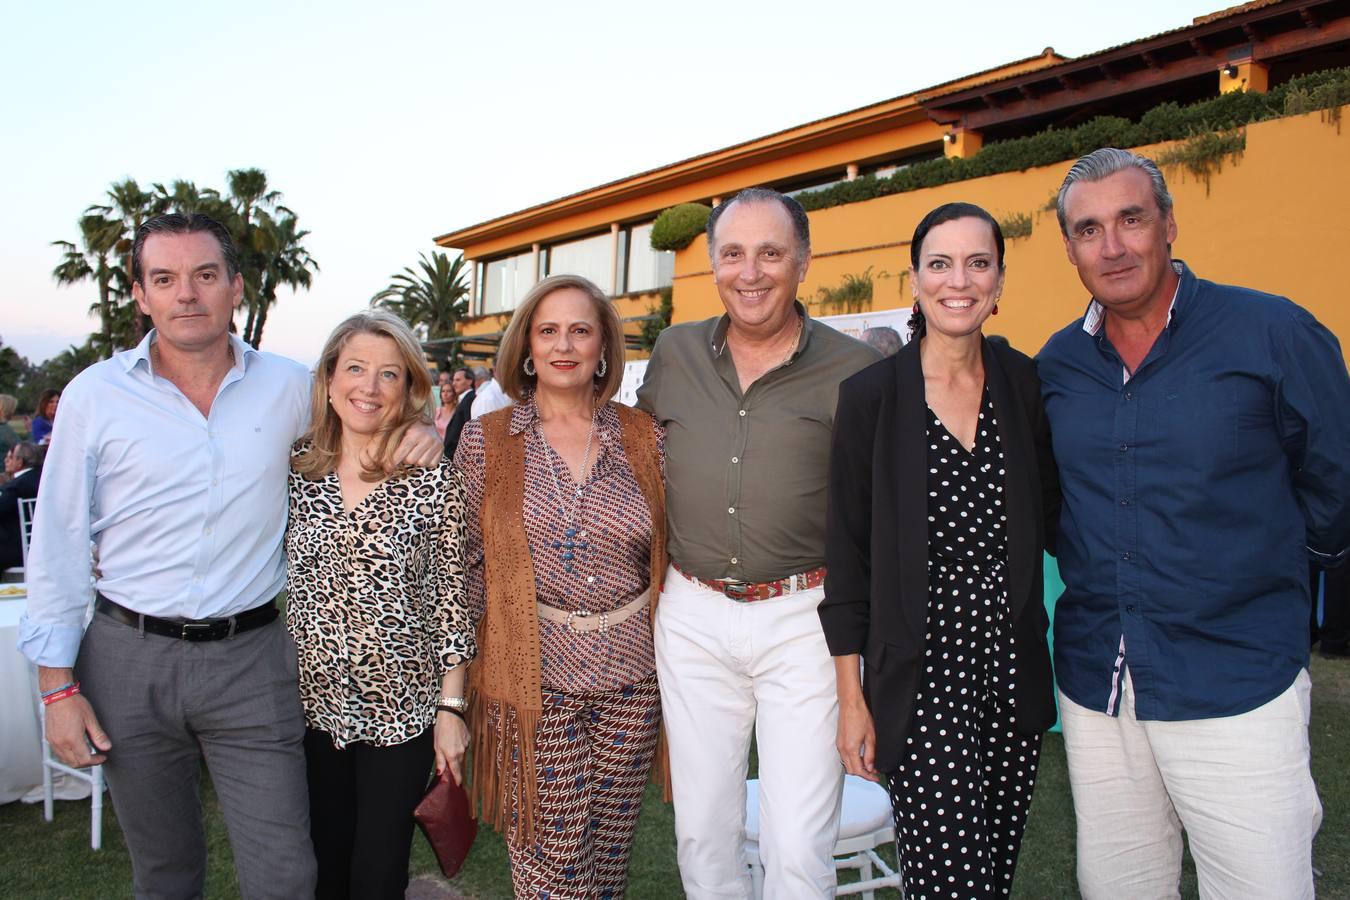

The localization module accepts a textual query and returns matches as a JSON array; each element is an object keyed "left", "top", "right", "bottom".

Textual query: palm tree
[
  {"left": 89, "top": 178, "right": 166, "bottom": 342},
  {"left": 371, "top": 251, "right": 471, "bottom": 352},
  {"left": 243, "top": 208, "right": 319, "bottom": 348},
  {"left": 51, "top": 212, "right": 130, "bottom": 357}
]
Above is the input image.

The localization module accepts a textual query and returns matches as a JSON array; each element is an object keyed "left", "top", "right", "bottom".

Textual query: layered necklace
[{"left": 534, "top": 406, "right": 597, "bottom": 574}]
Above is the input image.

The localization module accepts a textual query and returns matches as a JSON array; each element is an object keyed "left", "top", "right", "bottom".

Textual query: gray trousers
[{"left": 77, "top": 611, "right": 316, "bottom": 900}]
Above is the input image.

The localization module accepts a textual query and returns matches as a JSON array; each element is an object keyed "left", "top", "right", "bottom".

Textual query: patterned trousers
[{"left": 508, "top": 675, "right": 662, "bottom": 900}]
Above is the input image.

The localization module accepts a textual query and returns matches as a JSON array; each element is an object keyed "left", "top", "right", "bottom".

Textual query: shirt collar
[
  {"left": 13, "top": 467, "right": 31, "bottom": 478},
  {"left": 709, "top": 300, "right": 812, "bottom": 359},
  {"left": 1081, "top": 260, "right": 1187, "bottom": 336},
  {"left": 122, "top": 329, "right": 258, "bottom": 377}
]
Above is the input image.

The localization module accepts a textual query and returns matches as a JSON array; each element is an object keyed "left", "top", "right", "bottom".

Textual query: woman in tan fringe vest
[{"left": 454, "top": 274, "right": 668, "bottom": 898}]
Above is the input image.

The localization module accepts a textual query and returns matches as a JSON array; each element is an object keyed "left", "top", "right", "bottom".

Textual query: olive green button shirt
[{"left": 636, "top": 303, "right": 880, "bottom": 584}]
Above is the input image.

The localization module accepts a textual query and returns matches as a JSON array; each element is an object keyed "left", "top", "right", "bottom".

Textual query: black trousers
[
  {"left": 1319, "top": 566, "right": 1350, "bottom": 652},
  {"left": 303, "top": 726, "right": 434, "bottom": 900}
]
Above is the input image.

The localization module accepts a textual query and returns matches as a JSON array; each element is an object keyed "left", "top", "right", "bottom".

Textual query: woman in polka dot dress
[{"left": 820, "top": 202, "right": 1061, "bottom": 899}]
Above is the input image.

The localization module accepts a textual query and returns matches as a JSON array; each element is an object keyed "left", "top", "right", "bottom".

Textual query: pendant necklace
[{"left": 536, "top": 408, "right": 596, "bottom": 574}]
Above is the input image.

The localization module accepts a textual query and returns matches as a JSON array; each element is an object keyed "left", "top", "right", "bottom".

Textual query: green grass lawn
[{"left": 4, "top": 656, "right": 1347, "bottom": 899}]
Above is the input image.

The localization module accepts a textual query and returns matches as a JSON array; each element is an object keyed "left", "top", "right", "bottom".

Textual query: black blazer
[
  {"left": 0, "top": 466, "right": 41, "bottom": 571},
  {"left": 443, "top": 388, "right": 476, "bottom": 459},
  {"left": 820, "top": 337, "right": 1060, "bottom": 773}
]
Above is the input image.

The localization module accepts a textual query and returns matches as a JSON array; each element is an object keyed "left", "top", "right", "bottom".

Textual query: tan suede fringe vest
[{"left": 469, "top": 402, "right": 669, "bottom": 846}]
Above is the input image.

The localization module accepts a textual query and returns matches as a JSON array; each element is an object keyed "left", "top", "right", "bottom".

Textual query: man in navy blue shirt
[{"left": 1038, "top": 147, "right": 1350, "bottom": 900}]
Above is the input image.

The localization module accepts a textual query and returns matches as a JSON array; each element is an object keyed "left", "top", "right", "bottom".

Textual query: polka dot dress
[{"left": 887, "top": 387, "right": 1041, "bottom": 899}]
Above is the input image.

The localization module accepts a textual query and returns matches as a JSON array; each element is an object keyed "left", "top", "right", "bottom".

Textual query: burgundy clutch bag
[{"left": 413, "top": 773, "right": 478, "bottom": 878}]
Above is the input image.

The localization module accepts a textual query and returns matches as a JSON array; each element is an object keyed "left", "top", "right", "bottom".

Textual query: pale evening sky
[{"left": 0, "top": 0, "right": 1222, "bottom": 366}]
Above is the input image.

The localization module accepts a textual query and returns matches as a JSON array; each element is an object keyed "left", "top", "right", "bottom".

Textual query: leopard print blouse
[{"left": 285, "top": 444, "right": 476, "bottom": 748}]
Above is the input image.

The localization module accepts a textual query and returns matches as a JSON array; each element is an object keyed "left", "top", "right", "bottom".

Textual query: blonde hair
[
  {"left": 293, "top": 309, "right": 433, "bottom": 481},
  {"left": 0, "top": 394, "right": 15, "bottom": 421},
  {"left": 496, "top": 274, "right": 625, "bottom": 403}
]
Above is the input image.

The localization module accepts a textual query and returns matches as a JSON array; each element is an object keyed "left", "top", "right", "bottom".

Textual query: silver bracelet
[{"left": 437, "top": 696, "right": 468, "bottom": 713}]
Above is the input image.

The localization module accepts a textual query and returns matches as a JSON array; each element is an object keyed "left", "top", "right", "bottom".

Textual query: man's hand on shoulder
[{"left": 390, "top": 421, "right": 444, "bottom": 469}]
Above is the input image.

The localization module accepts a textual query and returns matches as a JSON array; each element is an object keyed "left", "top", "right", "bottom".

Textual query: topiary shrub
[{"left": 651, "top": 203, "right": 712, "bottom": 251}]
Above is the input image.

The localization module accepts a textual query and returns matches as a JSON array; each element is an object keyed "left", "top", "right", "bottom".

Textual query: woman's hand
[
  {"left": 434, "top": 711, "right": 470, "bottom": 785},
  {"left": 837, "top": 695, "right": 881, "bottom": 783}
]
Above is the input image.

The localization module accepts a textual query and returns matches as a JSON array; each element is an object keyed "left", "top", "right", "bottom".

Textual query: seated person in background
[
  {"left": 30, "top": 389, "right": 59, "bottom": 444},
  {"left": 0, "top": 442, "right": 43, "bottom": 571},
  {"left": 0, "top": 394, "right": 21, "bottom": 463}
]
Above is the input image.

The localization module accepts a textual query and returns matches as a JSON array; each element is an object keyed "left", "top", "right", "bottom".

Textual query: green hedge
[
  {"left": 650, "top": 203, "right": 712, "bottom": 251},
  {"left": 792, "top": 66, "right": 1350, "bottom": 214}
]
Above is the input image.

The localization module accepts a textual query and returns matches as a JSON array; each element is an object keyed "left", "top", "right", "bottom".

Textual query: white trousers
[
  {"left": 1060, "top": 668, "right": 1322, "bottom": 900},
  {"left": 655, "top": 564, "right": 843, "bottom": 899}
]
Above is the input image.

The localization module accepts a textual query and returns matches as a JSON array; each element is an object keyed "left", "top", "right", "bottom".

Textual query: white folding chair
[
  {"left": 38, "top": 699, "right": 105, "bottom": 850},
  {"left": 18, "top": 496, "right": 36, "bottom": 569},
  {"left": 744, "top": 774, "right": 902, "bottom": 899}
]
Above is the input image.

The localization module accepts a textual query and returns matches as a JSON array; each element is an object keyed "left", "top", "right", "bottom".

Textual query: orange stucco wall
[{"left": 671, "top": 106, "right": 1350, "bottom": 358}]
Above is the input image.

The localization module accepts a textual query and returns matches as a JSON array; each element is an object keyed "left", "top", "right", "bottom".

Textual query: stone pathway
[{"left": 406, "top": 873, "right": 470, "bottom": 899}]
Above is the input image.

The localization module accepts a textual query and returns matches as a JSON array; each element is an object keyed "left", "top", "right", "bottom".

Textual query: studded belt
[{"left": 672, "top": 562, "right": 827, "bottom": 603}]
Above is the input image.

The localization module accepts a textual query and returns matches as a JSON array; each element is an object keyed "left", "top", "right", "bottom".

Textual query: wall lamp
[
  {"left": 944, "top": 132, "right": 958, "bottom": 144},
  {"left": 1222, "top": 64, "right": 1239, "bottom": 78}
]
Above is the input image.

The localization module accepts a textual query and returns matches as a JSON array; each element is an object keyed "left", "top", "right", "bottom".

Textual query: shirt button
[
  {"left": 731, "top": 557, "right": 739, "bottom": 565},
  {"left": 731, "top": 456, "right": 739, "bottom": 464},
  {"left": 586, "top": 576, "right": 595, "bottom": 584},
  {"left": 204, "top": 527, "right": 212, "bottom": 535},
  {"left": 1124, "top": 391, "right": 1134, "bottom": 401},
  {"left": 1126, "top": 604, "right": 1135, "bottom": 613},
  {"left": 1121, "top": 552, "right": 1133, "bottom": 561},
  {"left": 1119, "top": 498, "right": 1130, "bottom": 506},
  {"left": 738, "top": 409, "right": 747, "bottom": 417},
  {"left": 1119, "top": 443, "right": 1129, "bottom": 452},
  {"left": 211, "top": 478, "right": 219, "bottom": 486},
  {"left": 728, "top": 507, "right": 736, "bottom": 515},
  {"left": 193, "top": 576, "right": 202, "bottom": 584}
]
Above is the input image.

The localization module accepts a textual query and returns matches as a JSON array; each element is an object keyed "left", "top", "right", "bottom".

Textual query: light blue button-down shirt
[{"left": 19, "top": 331, "right": 311, "bottom": 667}]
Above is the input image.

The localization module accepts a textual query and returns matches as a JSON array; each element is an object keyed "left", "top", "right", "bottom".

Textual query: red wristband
[{"left": 41, "top": 682, "right": 81, "bottom": 705}]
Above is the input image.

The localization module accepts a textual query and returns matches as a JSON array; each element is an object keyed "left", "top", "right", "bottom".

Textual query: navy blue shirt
[{"left": 1038, "top": 262, "right": 1350, "bottom": 720}]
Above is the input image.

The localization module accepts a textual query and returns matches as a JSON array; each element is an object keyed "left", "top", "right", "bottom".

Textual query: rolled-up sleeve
[
  {"left": 18, "top": 384, "right": 97, "bottom": 667},
  {"left": 1272, "top": 310, "right": 1350, "bottom": 567},
  {"left": 430, "top": 469, "right": 476, "bottom": 672}
]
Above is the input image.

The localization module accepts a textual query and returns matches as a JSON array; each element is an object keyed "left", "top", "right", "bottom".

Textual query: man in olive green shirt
[{"left": 638, "top": 187, "right": 879, "bottom": 899}]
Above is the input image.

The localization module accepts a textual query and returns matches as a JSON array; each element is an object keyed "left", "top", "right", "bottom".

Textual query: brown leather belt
[
  {"left": 672, "top": 562, "right": 827, "bottom": 603},
  {"left": 95, "top": 594, "right": 278, "bottom": 641}
]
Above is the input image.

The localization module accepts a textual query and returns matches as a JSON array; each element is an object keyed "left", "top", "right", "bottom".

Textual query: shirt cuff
[{"left": 17, "top": 618, "right": 87, "bottom": 668}]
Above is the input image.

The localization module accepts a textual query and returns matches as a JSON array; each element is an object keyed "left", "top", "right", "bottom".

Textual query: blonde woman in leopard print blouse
[{"left": 285, "top": 310, "right": 476, "bottom": 900}]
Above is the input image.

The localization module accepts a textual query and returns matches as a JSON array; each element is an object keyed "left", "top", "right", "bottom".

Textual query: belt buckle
[
  {"left": 566, "top": 609, "right": 608, "bottom": 634},
  {"left": 721, "top": 579, "right": 755, "bottom": 602},
  {"left": 180, "top": 621, "right": 219, "bottom": 642}
]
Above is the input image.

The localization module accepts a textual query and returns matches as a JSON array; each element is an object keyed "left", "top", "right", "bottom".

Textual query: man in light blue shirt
[{"left": 21, "top": 213, "right": 441, "bottom": 898}]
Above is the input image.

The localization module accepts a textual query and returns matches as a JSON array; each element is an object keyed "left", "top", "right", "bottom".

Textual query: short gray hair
[
  {"left": 860, "top": 326, "right": 902, "bottom": 357},
  {"left": 10, "top": 441, "right": 39, "bottom": 468},
  {"left": 471, "top": 366, "right": 490, "bottom": 383},
  {"left": 1056, "top": 148, "right": 1173, "bottom": 236}
]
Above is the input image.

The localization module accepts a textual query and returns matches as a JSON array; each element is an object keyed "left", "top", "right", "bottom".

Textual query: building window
[
  {"left": 624, "top": 221, "right": 674, "bottom": 294},
  {"left": 544, "top": 231, "right": 612, "bottom": 290},
  {"left": 479, "top": 249, "right": 535, "bottom": 315}
]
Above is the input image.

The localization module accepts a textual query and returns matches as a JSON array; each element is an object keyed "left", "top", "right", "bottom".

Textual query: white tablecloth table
[{"left": 0, "top": 590, "right": 92, "bottom": 805}]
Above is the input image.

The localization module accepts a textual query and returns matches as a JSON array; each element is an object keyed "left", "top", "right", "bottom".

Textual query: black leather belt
[{"left": 95, "top": 594, "right": 278, "bottom": 642}]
